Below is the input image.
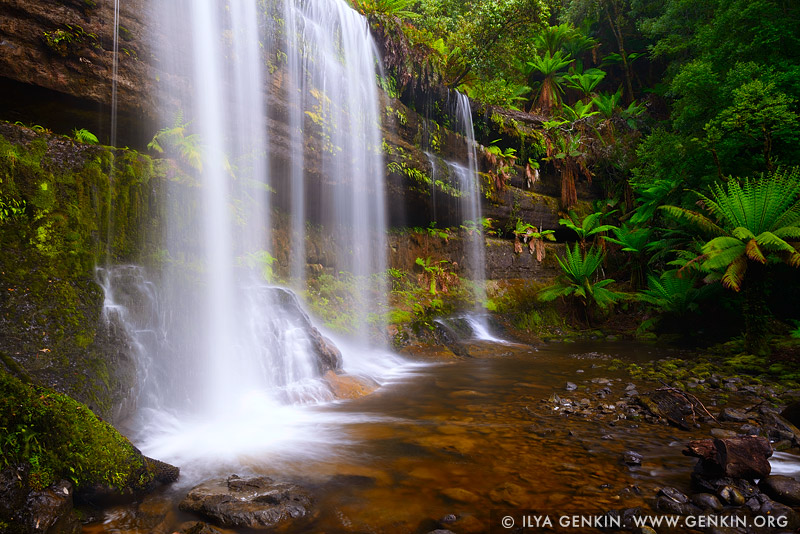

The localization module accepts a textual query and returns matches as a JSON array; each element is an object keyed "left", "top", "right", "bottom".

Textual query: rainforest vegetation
[{"left": 353, "top": 0, "right": 800, "bottom": 355}]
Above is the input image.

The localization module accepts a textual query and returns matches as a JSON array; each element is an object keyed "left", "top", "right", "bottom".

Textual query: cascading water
[
  {"left": 452, "top": 92, "right": 491, "bottom": 321},
  {"left": 425, "top": 92, "right": 497, "bottom": 339},
  {"left": 110, "top": 0, "right": 397, "bottom": 472}
]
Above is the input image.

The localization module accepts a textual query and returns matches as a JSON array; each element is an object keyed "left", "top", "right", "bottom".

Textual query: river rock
[
  {"left": 718, "top": 485, "right": 746, "bottom": 506},
  {"left": 691, "top": 492, "right": 723, "bottom": 511},
  {"left": 179, "top": 474, "right": 313, "bottom": 529},
  {"left": 766, "top": 413, "right": 800, "bottom": 446},
  {"left": 0, "top": 465, "right": 28, "bottom": 524},
  {"left": 24, "top": 480, "right": 81, "bottom": 534},
  {"left": 323, "top": 371, "right": 379, "bottom": 400},
  {"left": 758, "top": 475, "right": 800, "bottom": 506},
  {"left": 566, "top": 382, "right": 577, "bottom": 391},
  {"left": 720, "top": 408, "right": 750, "bottom": 423},
  {"left": 710, "top": 428, "right": 739, "bottom": 439},
  {"left": 683, "top": 436, "right": 772, "bottom": 479},
  {"left": 440, "top": 488, "right": 480, "bottom": 503},
  {"left": 622, "top": 451, "right": 643, "bottom": 466},
  {"left": 178, "top": 522, "right": 226, "bottom": 534},
  {"left": 780, "top": 401, "right": 800, "bottom": 427},
  {"left": 657, "top": 486, "right": 688, "bottom": 504}
]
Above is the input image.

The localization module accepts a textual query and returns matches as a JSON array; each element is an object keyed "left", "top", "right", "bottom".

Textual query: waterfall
[
  {"left": 138, "top": 0, "right": 387, "bottom": 421},
  {"left": 452, "top": 92, "right": 489, "bottom": 313}
]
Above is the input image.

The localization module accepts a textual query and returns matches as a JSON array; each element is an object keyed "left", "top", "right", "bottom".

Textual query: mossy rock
[{"left": 0, "top": 368, "right": 172, "bottom": 494}]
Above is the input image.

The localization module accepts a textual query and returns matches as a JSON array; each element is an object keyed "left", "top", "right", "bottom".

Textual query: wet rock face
[
  {"left": 24, "top": 480, "right": 81, "bottom": 534},
  {"left": 0, "top": 0, "right": 156, "bottom": 144},
  {"left": 268, "top": 288, "right": 342, "bottom": 374},
  {"left": 179, "top": 475, "right": 314, "bottom": 530}
]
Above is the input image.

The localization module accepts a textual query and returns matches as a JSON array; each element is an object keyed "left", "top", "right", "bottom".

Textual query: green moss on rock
[{"left": 0, "top": 369, "right": 153, "bottom": 492}]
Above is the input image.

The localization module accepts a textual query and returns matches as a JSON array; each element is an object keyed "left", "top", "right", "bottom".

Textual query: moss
[
  {"left": 0, "top": 369, "right": 152, "bottom": 491},
  {"left": 0, "top": 122, "right": 165, "bottom": 420}
]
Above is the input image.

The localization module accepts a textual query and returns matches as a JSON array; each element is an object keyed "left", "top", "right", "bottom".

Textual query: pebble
[
  {"left": 718, "top": 485, "right": 745, "bottom": 506},
  {"left": 565, "top": 382, "right": 577, "bottom": 391},
  {"left": 622, "top": 451, "right": 643, "bottom": 466}
]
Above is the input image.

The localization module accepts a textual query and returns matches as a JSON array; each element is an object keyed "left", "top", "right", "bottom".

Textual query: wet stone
[
  {"left": 655, "top": 496, "right": 701, "bottom": 515},
  {"left": 692, "top": 492, "right": 723, "bottom": 511},
  {"left": 720, "top": 408, "right": 750, "bottom": 423},
  {"left": 565, "top": 382, "right": 577, "bottom": 391},
  {"left": 758, "top": 475, "right": 800, "bottom": 506},
  {"left": 758, "top": 497, "right": 800, "bottom": 529},
  {"left": 718, "top": 485, "right": 746, "bottom": 506},
  {"left": 658, "top": 486, "right": 688, "bottom": 504},
  {"left": 179, "top": 475, "right": 313, "bottom": 530},
  {"left": 739, "top": 423, "right": 761, "bottom": 436},
  {"left": 622, "top": 451, "right": 643, "bottom": 466},
  {"left": 179, "top": 522, "right": 226, "bottom": 534},
  {"left": 710, "top": 428, "right": 739, "bottom": 439},
  {"left": 440, "top": 488, "right": 480, "bottom": 503}
]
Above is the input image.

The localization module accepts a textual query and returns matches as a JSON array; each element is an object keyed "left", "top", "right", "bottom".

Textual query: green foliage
[
  {"left": 558, "top": 210, "right": 617, "bottom": 247},
  {"left": 635, "top": 270, "right": 715, "bottom": 332},
  {"left": 148, "top": 113, "right": 204, "bottom": 171},
  {"left": 72, "top": 128, "right": 99, "bottom": 145},
  {"left": 0, "top": 369, "right": 152, "bottom": 491},
  {"left": 238, "top": 250, "right": 277, "bottom": 282},
  {"left": 351, "top": 0, "right": 419, "bottom": 19},
  {"left": 0, "top": 195, "right": 26, "bottom": 223},
  {"left": 538, "top": 244, "right": 625, "bottom": 323},
  {"left": 525, "top": 50, "right": 572, "bottom": 113},
  {"left": 661, "top": 168, "right": 800, "bottom": 354},
  {"left": 513, "top": 219, "right": 555, "bottom": 260},
  {"left": 42, "top": 24, "right": 98, "bottom": 57}
]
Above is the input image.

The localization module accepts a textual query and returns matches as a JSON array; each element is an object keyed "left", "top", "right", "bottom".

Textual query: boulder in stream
[
  {"left": 683, "top": 436, "right": 772, "bottom": 479},
  {"left": 179, "top": 474, "right": 314, "bottom": 530}
]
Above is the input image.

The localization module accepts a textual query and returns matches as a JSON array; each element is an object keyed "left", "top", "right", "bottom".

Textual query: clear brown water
[{"left": 83, "top": 341, "right": 772, "bottom": 533}]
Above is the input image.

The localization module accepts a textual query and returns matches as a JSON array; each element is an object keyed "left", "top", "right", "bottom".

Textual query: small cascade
[
  {"left": 96, "top": 266, "right": 166, "bottom": 411},
  {"left": 451, "top": 92, "right": 492, "bottom": 337},
  {"left": 422, "top": 91, "right": 496, "bottom": 338}
]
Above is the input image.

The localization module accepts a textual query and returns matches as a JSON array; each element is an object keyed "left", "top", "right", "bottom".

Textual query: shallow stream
[{"left": 84, "top": 340, "right": 799, "bottom": 533}]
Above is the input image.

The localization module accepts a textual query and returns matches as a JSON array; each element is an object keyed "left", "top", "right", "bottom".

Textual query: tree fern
[
  {"left": 538, "top": 244, "right": 625, "bottom": 324},
  {"left": 661, "top": 167, "right": 800, "bottom": 354}
]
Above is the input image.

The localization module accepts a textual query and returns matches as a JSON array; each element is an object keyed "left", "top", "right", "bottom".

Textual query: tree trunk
[
  {"left": 744, "top": 263, "right": 770, "bottom": 356},
  {"left": 604, "top": 0, "right": 635, "bottom": 105}
]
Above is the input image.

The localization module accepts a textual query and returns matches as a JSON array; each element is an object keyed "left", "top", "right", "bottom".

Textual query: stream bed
[{"left": 83, "top": 340, "right": 799, "bottom": 533}]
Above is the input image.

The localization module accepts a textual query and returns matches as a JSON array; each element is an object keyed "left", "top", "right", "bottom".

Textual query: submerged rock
[
  {"left": 323, "top": 371, "right": 379, "bottom": 400},
  {"left": 179, "top": 474, "right": 313, "bottom": 529}
]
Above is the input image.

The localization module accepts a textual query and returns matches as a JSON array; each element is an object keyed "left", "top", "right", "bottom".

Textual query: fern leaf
[
  {"left": 744, "top": 239, "right": 766, "bottom": 263},
  {"left": 659, "top": 206, "right": 725, "bottom": 236},
  {"left": 721, "top": 255, "right": 747, "bottom": 291}
]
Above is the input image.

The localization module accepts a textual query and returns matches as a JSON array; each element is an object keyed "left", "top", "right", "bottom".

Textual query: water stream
[{"left": 87, "top": 340, "right": 800, "bottom": 533}]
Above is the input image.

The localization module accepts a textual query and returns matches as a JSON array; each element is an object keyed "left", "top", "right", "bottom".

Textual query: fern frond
[
  {"left": 744, "top": 239, "right": 766, "bottom": 263},
  {"left": 721, "top": 255, "right": 747, "bottom": 291},
  {"left": 659, "top": 206, "right": 725, "bottom": 236}
]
